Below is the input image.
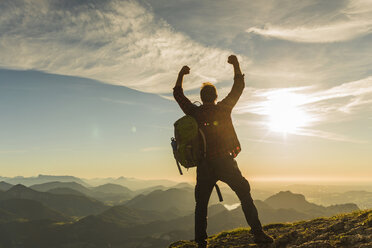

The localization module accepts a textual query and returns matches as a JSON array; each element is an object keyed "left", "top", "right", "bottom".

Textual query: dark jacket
[{"left": 173, "top": 74, "right": 245, "bottom": 159}]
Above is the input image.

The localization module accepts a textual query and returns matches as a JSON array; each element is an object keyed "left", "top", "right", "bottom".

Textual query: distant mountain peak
[
  {"left": 8, "top": 184, "right": 30, "bottom": 191},
  {"left": 6, "top": 184, "right": 38, "bottom": 197},
  {"left": 265, "top": 190, "right": 307, "bottom": 204}
]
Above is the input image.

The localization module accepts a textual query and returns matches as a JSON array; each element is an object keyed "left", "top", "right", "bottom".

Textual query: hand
[
  {"left": 179, "top": 65, "right": 190, "bottom": 75},
  {"left": 227, "top": 55, "right": 239, "bottom": 65}
]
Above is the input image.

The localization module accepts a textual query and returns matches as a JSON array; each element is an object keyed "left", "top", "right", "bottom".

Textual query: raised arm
[
  {"left": 174, "top": 66, "right": 189, "bottom": 88},
  {"left": 173, "top": 66, "right": 196, "bottom": 115},
  {"left": 219, "top": 55, "right": 245, "bottom": 109}
]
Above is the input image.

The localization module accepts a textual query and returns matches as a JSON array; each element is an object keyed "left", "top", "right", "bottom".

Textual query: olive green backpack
[
  {"left": 171, "top": 115, "right": 223, "bottom": 202},
  {"left": 171, "top": 115, "right": 205, "bottom": 171}
]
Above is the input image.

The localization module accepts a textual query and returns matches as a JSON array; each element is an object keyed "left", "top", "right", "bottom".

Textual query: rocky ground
[{"left": 169, "top": 209, "right": 372, "bottom": 248}]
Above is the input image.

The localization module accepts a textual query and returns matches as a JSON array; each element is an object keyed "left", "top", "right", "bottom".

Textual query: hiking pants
[{"left": 194, "top": 156, "right": 263, "bottom": 244}]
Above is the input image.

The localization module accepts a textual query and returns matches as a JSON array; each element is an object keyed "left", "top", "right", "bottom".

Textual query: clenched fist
[
  {"left": 227, "top": 55, "right": 239, "bottom": 65},
  {"left": 179, "top": 66, "right": 190, "bottom": 75}
]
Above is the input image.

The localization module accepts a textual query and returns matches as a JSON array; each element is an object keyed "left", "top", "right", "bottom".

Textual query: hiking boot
[{"left": 253, "top": 231, "right": 274, "bottom": 244}]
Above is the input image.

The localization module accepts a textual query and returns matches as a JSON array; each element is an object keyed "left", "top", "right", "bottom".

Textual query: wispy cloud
[
  {"left": 0, "top": 0, "right": 247, "bottom": 94},
  {"left": 247, "top": 21, "right": 372, "bottom": 43},
  {"left": 246, "top": 0, "right": 372, "bottom": 43},
  {"left": 1, "top": 0, "right": 370, "bottom": 97}
]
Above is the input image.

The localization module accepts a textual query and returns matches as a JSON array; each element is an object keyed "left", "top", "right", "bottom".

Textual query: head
[{"left": 200, "top": 82, "right": 217, "bottom": 104}]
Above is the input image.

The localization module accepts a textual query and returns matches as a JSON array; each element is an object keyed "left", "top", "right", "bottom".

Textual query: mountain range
[
  {"left": 0, "top": 175, "right": 89, "bottom": 187},
  {"left": 0, "top": 175, "right": 368, "bottom": 248}
]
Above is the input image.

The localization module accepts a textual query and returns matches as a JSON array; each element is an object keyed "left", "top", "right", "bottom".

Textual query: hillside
[
  {"left": 0, "top": 198, "right": 68, "bottom": 222},
  {"left": 125, "top": 187, "right": 238, "bottom": 216},
  {"left": 0, "top": 181, "right": 13, "bottom": 191},
  {"left": 125, "top": 188, "right": 195, "bottom": 214},
  {"left": 47, "top": 187, "right": 86, "bottom": 196},
  {"left": 1, "top": 185, "right": 108, "bottom": 217},
  {"left": 169, "top": 209, "right": 372, "bottom": 248},
  {"left": 92, "top": 204, "right": 180, "bottom": 227}
]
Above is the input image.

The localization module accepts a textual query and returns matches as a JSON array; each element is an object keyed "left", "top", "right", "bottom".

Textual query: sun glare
[{"left": 264, "top": 91, "right": 311, "bottom": 134}]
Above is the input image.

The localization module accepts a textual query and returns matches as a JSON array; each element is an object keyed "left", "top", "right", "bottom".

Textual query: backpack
[
  {"left": 171, "top": 115, "right": 223, "bottom": 202},
  {"left": 171, "top": 115, "right": 205, "bottom": 171}
]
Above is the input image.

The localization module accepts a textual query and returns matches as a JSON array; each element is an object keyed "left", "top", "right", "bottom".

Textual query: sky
[{"left": 0, "top": 0, "right": 371, "bottom": 183}]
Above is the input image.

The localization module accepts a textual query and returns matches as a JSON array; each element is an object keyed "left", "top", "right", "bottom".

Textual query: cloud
[
  {"left": 246, "top": 0, "right": 372, "bottom": 43},
  {"left": 0, "top": 0, "right": 245, "bottom": 94},
  {"left": 309, "top": 76, "right": 372, "bottom": 101},
  {"left": 247, "top": 21, "right": 372, "bottom": 43},
  {"left": 1, "top": 0, "right": 371, "bottom": 144}
]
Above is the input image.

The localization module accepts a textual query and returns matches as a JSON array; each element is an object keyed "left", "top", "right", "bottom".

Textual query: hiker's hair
[{"left": 200, "top": 82, "right": 217, "bottom": 103}]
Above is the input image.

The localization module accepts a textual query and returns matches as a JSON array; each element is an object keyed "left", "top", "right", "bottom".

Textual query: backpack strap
[
  {"left": 214, "top": 184, "right": 223, "bottom": 202},
  {"left": 198, "top": 129, "right": 207, "bottom": 158},
  {"left": 171, "top": 137, "right": 183, "bottom": 175}
]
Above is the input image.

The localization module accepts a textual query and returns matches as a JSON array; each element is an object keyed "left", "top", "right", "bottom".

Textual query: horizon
[{"left": 2, "top": 173, "right": 372, "bottom": 187}]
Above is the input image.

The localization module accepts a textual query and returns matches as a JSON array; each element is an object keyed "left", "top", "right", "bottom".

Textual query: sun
[{"left": 264, "top": 91, "right": 311, "bottom": 134}]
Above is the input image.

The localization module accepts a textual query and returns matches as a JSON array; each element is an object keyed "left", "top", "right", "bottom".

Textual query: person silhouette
[{"left": 173, "top": 55, "right": 274, "bottom": 247}]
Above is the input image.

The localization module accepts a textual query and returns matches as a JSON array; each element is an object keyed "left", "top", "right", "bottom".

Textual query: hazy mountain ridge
[
  {"left": 125, "top": 187, "right": 195, "bottom": 214},
  {"left": 283, "top": 184, "right": 372, "bottom": 209},
  {"left": 0, "top": 175, "right": 89, "bottom": 187},
  {"left": 1, "top": 184, "right": 108, "bottom": 217},
  {"left": 82, "top": 176, "right": 180, "bottom": 190},
  {"left": 30, "top": 181, "right": 134, "bottom": 205},
  {"left": 46, "top": 187, "right": 86, "bottom": 196},
  {"left": 30, "top": 181, "right": 92, "bottom": 195},
  {"left": 0, "top": 179, "right": 367, "bottom": 248},
  {"left": 309, "top": 190, "right": 372, "bottom": 210},
  {"left": 264, "top": 191, "right": 359, "bottom": 216},
  {"left": 0, "top": 175, "right": 369, "bottom": 248},
  {"left": 3, "top": 175, "right": 371, "bottom": 208}
]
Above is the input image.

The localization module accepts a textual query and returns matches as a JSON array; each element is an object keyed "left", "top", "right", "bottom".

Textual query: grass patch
[
  {"left": 211, "top": 228, "right": 250, "bottom": 240},
  {"left": 263, "top": 222, "right": 292, "bottom": 230}
]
